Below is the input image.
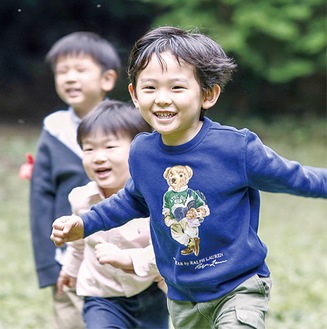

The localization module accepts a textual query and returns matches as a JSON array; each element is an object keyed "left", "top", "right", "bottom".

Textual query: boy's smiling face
[
  {"left": 54, "top": 54, "right": 115, "bottom": 118},
  {"left": 129, "top": 52, "right": 219, "bottom": 146},
  {"left": 81, "top": 130, "right": 131, "bottom": 198}
]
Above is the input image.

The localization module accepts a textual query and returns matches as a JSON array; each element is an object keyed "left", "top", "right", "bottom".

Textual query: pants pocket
[
  {"left": 235, "top": 308, "right": 266, "bottom": 329},
  {"left": 253, "top": 275, "right": 272, "bottom": 300}
]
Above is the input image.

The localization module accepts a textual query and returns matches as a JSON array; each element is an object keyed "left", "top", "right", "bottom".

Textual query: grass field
[{"left": 0, "top": 117, "right": 326, "bottom": 329}]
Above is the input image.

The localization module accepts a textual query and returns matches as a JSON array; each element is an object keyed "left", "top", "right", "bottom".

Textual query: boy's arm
[
  {"left": 94, "top": 237, "right": 158, "bottom": 275},
  {"left": 245, "top": 130, "right": 327, "bottom": 198},
  {"left": 95, "top": 242, "right": 134, "bottom": 272},
  {"left": 94, "top": 242, "right": 159, "bottom": 276},
  {"left": 51, "top": 178, "right": 150, "bottom": 245},
  {"left": 125, "top": 244, "right": 159, "bottom": 276},
  {"left": 56, "top": 270, "right": 77, "bottom": 295}
]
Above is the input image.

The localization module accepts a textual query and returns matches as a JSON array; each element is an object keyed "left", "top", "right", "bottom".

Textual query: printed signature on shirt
[{"left": 195, "top": 259, "right": 227, "bottom": 270}]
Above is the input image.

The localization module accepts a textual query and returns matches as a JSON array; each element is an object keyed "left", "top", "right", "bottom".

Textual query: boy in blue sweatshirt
[{"left": 50, "top": 26, "right": 327, "bottom": 329}]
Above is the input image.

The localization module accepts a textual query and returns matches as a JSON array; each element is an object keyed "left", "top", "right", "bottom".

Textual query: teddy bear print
[{"left": 162, "top": 165, "right": 210, "bottom": 256}]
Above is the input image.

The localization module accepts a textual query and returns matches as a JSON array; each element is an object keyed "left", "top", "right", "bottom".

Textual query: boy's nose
[
  {"left": 65, "top": 69, "right": 78, "bottom": 81},
  {"left": 155, "top": 97, "right": 172, "bottom": 107},
  {"left": 93, "top": 151, "right": 108, "bottom": 163}
]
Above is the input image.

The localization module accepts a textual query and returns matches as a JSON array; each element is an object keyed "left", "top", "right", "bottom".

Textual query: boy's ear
[
  {"left": 128, "top": 83, "right": 139, "bottom": 108},
  {"left": 101, "top": 69, "right": 118, "bottom": 92},
  {"left": 202, "top": 84, "right": 221, "bottom": 110}
]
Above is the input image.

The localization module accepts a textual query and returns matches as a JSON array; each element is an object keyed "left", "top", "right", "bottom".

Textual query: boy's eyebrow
[
  {"left": 139, "top": 78, "right": 155, "bottom": 83},
  {"left": 82, "top": 134, "right": 118, "bottom": 143},
  {"left": 139, "top": 78, "right": 189, "bottom": 83}
]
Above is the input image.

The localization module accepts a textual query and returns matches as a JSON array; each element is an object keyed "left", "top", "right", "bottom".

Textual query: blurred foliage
[
  {"left": 0, "top": 0, "right": 163, "bottom": 84},
  {"left": 139, "top": 0, "right": 326, "bottom": 118},
  {"left": 140, "top": 0, "right": 326, "bottom": 83},
  {"left": 0, "top": 0, "right": 325, "bottom": 123}
]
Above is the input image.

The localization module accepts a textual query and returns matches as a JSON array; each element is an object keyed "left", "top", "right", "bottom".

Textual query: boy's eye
[
  {"left": 106, "top": 145, "right": 118, "bottom": 149},
  {"left": 172, "top": 85, "right": 185, "bottom": 90},
  {"left": 55, "top": 68, "right": 67, "bottom": 75},
  {"left": 77, "top": 67, "right": 87, "bottom": 73},
  {"left": 82, "top": 145, "right": 93, "bottom": 152},
  {"left": 142, "top": 85, "right": 155, "bottom": 90}
]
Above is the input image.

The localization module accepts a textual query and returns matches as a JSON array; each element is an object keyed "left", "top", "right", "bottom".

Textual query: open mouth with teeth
[{"left": 155, "top": 112, "right": 176, "bottom": 118}]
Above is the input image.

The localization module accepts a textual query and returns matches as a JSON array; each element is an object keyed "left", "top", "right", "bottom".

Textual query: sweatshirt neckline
[{"left": 157, "top": 117, "right": 212, "bottom": 154}]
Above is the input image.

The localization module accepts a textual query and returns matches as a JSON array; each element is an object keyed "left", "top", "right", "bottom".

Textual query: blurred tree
[
  {"left": 140, "top": 0, "right": 325, "bottom": 83},
  {"left": 139, "top": 0, "right": 326, "bottom": 118}
]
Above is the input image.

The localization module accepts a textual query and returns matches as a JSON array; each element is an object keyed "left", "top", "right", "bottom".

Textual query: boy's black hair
[
  {"left": 46, "top": 32, "right": 121, "bottom": 73},
  {"left": 128, "top": 26, "right": 237, "bottom": 93},
  {"left": 77, "top": 99, "right": 152, "bottom": 147}
]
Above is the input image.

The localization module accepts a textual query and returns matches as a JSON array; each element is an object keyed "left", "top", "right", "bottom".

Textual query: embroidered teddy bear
[{"left": 162, "top": 165, "right": 210, "bottom": 256}]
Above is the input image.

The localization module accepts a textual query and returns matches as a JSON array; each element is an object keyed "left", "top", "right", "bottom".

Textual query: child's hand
[
  {"left": 50, "top": 215, "right": 84, "bottom": 246},
  {"left": 56, "top": 270, "right": 77, "bottom": 295},
  {"left": 95, "top": 242, "right": 134, "bottom": 273}
]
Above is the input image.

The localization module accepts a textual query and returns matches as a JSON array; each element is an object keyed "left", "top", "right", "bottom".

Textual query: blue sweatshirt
[{"left": 81, "top": 117, "right": 327, "bottom": 302}]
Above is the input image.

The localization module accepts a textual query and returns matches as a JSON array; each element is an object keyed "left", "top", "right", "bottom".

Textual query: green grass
[
  {"left": 0, "top": 125, "right": 54, "bottom": 329},
  {"left": 0, "top": 118, "right": 326, "bottom": 329}
]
